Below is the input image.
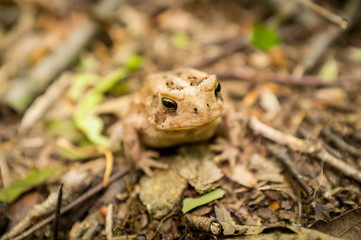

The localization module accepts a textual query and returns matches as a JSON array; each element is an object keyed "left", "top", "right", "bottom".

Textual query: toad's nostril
[{"left": 194, "top": 107, "right": 198, "bottom": 113}]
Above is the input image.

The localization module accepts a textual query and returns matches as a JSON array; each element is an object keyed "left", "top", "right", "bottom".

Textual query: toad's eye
[
  {"left": 161, "top": 97, "right": 177, "bottom": 112},
  {"left": 215, "top": 82, "right": 221, "bottom": 97}
]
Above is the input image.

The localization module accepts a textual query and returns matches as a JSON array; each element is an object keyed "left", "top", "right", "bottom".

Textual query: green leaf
[
  {"left": 251, "top": 23, "right": 281, "bottom": 51},
  {"left": 0, "top": 167, "right": 63, "bottom": 202},
  {"left": 109, "top": 82, "right": 129, "bottom": 95},
  {"left": 182, "top": 188, "right": 226, "bottom": 213},
  {"left": 74, "top": 91, "right": 104, "bottom": 119},
  {"left": 73, "top": 68, "right": 128, "bottom": 147},
  {"left": 172, "top": 32, "right": 189, "bottom": 49},
  {"left": 68, "top": 73, "right": 100, "bottom": 101},
  {"left": 71, "top": 55, "right": 143, "bottom": 147},
  {"left": 77, "top": 116, "right": 109, "bottom": 146},
  {"left": 93, "top": 68, "right": 127, "bottom": 93},
  {"left": 73, "top": 92, "right": 107, "bottom": 147},
  {"left": 318, "top": 58, "right": 338, "bottom": 82},
  {"left": 125, "top": 55, "right": 144, "bottom": 71}
]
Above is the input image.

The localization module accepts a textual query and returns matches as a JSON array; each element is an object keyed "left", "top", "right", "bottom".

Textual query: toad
[{"left": 101, "top": 68, "right": 240, "bottom": 175}]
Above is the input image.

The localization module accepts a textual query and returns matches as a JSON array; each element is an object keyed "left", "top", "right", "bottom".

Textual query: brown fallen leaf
[
  {"left": 249, "top": 153, "right": 284, "bottom": 183},
  {"left": 214, "top": 205, "right": 239, "bottom": 235},
  {"left": 311, "top": 207, "right": 361, "bottom": 240},
  {"left": 223, "top": 164, "right": 257, "bottom": 188},
  {"left": 180, "top": 158, "right": 223, "bottom": 194}
]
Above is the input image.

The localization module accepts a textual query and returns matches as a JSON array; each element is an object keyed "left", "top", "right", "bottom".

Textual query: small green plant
[{"left": 251, "top": 23, "right": 281, "bottom": 51}]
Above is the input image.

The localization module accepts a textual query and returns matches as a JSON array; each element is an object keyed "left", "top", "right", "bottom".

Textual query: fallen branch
[
  {"left": 3, "top": 0, "right": 128, "bottom": 113},
  {"left": 249, "top": 117, "right": 321, "bottom": 153},
  {"left": 322, "top": 126, "right": 361, "bottom": 157},
  {"left": 18, "top": 73, "right": 72, "bottom": 133},
  {"left": 267, "top": 146, "right": 313, "bottom": 196},
  {"left": 249, "top": 117, "right": 361, "bottom": 183},
  {"left": 4, "top": 17, "right": 98, "bottom": 113},
  {"left": 299, "top": 0, "right": 360, "bottom": 72},
  {"left": 297, "top": 0, "right": 348, "bottom": 29}
]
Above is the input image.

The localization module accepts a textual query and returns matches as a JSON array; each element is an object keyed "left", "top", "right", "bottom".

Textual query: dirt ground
[{"left": 1, "top": 0, "right": 361, "bottom": 239}]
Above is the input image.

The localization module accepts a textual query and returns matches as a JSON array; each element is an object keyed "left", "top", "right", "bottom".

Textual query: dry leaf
[
  {"left": 215, "top": 206, "right": 237, "bottom": 235},
  {"left": 223, "top": 164, "right": 257, "bottom": 188}
]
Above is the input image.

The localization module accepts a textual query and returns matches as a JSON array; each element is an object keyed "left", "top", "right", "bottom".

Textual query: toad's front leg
[
  {"left": 122, "top": 119, "right": 168, "bottom": 176},
  {"left": 211, "top": 105, "right": 241, "bottom": 168}
]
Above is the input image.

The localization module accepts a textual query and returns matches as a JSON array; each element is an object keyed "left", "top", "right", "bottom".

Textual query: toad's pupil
[{"left": 164, "top": 101, "right": 174, "bottom": 108}]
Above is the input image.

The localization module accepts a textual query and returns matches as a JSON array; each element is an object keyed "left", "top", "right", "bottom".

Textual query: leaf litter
[{"left": 0, "top": 0, "right": 361, "bottom": 239}]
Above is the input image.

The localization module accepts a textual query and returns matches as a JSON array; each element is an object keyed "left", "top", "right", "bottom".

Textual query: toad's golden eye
[
  {"left": 161, "top": 97, "right": 177, "bottom": 112},
  {"left": 215, "top": 82, "right": 221, "bottom": 97}
]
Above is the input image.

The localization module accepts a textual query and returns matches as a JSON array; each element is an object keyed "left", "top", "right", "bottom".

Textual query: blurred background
[{"left": 1, "top": 0, "right": 361, "bottom": 239}]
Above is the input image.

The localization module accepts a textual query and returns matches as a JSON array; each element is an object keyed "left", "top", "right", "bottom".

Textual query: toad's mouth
[{"left": 158, "top": 114, "right": 221, "bottom": 130}]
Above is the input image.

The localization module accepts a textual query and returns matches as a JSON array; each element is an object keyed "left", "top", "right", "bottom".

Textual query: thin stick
[
  {"left": 315, "top": 149, "right": 361, "bottom": 182},
  {"left": 322, "top": 126, "right": 361, "bottom": 157},
  {"left": 298, "top": 0, "right": 348, "bottom": 29},
  {"left": 299, "top": 0, "right": 360, "bottom": 72},
  {"left": 19, "top": 73, "right": 71, "bottom": 133},
  {"left": 268, "top": 147, "right": 313, "bottom": 195},
  {"left": 249, "top": 117, "right": 361, "bottom": 183},
  {"left": 249, "top": 117, "right": 320, "bottom": 154},
  {"left": 105, "top": 203, "right": 113, "bottom": 240},
  {"left": 4, "top": 18, "right": 98, "bottom": 113},
  {"left": 10, "top": 167, "right": 130, "bottom": 240},
  {"left": 298, "top": 127, "right": 361, "bottom": 182}
]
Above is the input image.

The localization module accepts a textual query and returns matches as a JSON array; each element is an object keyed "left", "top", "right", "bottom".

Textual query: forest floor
[{"left": 1, "top": 0, "right": 361, "bottom": 239}]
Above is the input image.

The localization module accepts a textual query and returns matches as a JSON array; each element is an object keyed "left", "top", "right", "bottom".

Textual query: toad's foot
[
  {"left": 136, "top": 150, "right": 168, "bottom": 176},
  {"left": 210, "top": 138, "right": 240, "bottom": 168}
]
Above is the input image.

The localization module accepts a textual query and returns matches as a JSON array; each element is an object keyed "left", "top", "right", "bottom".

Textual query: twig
[
  {"left": 249, "top": 117, "right": 320, "bottom": 154},
  {"left": 316, "top": 149, "right": 361, "bottom": 183},
  {"left": 299, "top": 26, "right": 340, "bottom": 73},
  {"left": 4, "top": 17, "right": 98, "bottom": 113},
  {"left": 300, "top": 0, "right": 360, "bottom": 72},
  {"left": 268, "top": 146, "right": 313, "bottom": 195},
  {"left": 298, "top": 127, "right": 361, "bottom": 183},
  {"left": 18, "top": 73, "right": 71, "bottom": 133},
  {"left": 214, "top": 69, "right": 361, "bottom": 86},
  {"left": 297, "top": 0, "right": 348, "bottom": 29},
  {"left": 4, "top": 0, "right": 129, "bottom": 113},
  {"left": 10, "top": 167, "right": 130, "bottom": 240},
  {"left": 52, "top": 184, "right": 63, "bottom": 240},
  {"left": 249, "top": 117, "right": 361, "bottom": 183},
  {"left": 322, "top": 126, "right": 361, "bottom": 157},
  {"left": 105, "top": 203, "right": 113, "bottom": 240}
]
